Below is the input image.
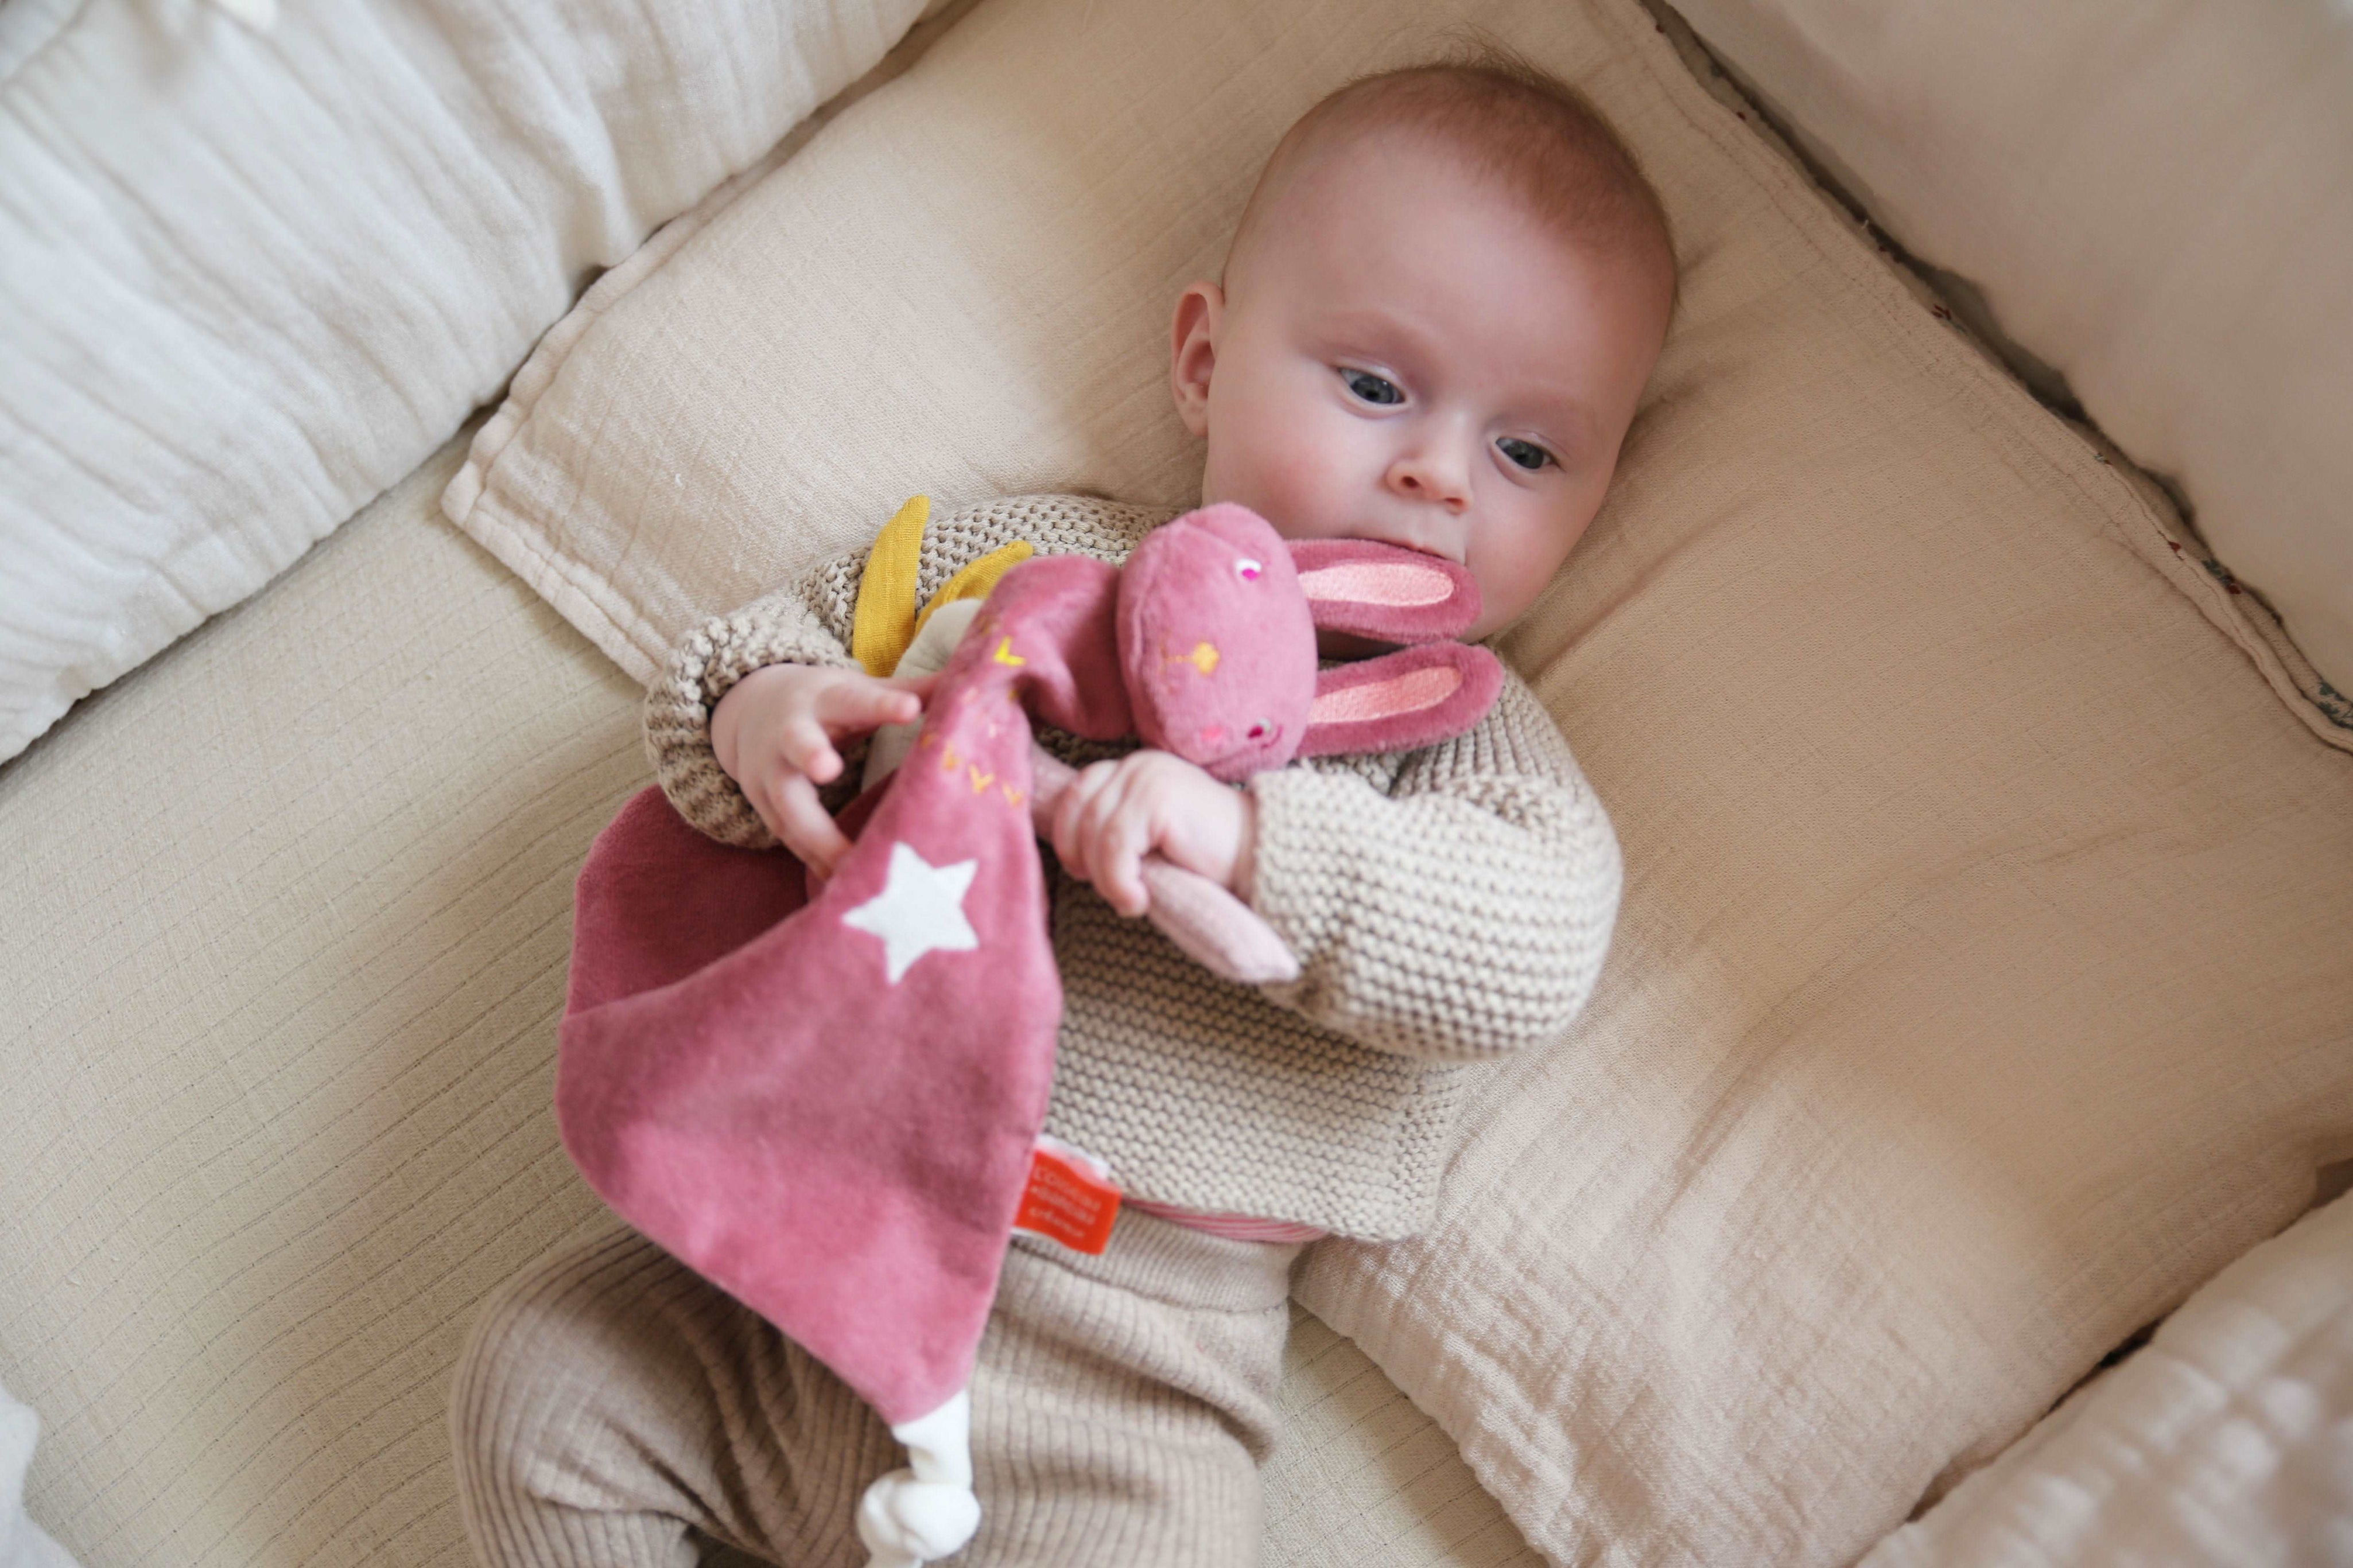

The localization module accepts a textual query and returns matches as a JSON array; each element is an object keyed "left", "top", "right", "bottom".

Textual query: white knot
[
  {"left": 857, "top": 1469, "right": 980, "bottom": 1568},
  {"left": 858, "top": 1391, "right": 979, "bottom": 1568}
]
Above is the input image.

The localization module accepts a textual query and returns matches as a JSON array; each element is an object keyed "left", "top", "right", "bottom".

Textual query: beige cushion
[
  {"left": 0, "top": 433, "right": 640, "bottom": 1559},
  {"left": 444, "top": 0, "right": 2353, "bottom": 1559},
  {"left": 1667, "top": 0, "right": 2353, "bottom": 717},
  {"left": 1268, "top": 1304, "right": 1544, "bottom": 1568},
  {"left": 0, "top": 428, "right": 1504, "bottom": 1564}
]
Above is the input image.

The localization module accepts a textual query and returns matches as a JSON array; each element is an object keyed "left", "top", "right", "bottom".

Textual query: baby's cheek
[
  {"left": 1243, "top": 441, "right": 1356, "bottom": 541},
  {"left": 1471, "top": 491, "right": 1598, "bottom": 633}
]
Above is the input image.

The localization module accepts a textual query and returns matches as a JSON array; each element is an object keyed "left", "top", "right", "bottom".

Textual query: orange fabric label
[{"left": 1014, "top": 1139, "right": 1121, "bottom": 1255}]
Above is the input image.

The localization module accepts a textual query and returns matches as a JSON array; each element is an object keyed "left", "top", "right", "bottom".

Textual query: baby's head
[{"left": 1170, "top": 54, "right": 1675, "bottom": 640}]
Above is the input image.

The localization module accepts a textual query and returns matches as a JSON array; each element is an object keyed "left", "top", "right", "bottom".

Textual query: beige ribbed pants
[{"left": 450, "top": 1209, "right": 1302, "bottom": 1567}]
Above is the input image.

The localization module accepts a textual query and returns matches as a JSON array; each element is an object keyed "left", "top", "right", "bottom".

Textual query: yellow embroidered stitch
[{"left": 993, "top": 637, "right": 1026, "bottom": 667}]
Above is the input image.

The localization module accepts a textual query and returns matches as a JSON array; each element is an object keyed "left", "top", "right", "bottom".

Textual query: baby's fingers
[
  {"left": 816, "top": 676, "right": 926, "bottom": 734},
  {"left": 1090, "top": 793, "right": 1152, "bottom": 917},
  {"left": 773, "top": 771, "right": 853, "bottom": 877},
  {"left": 1059, "top": 761, "right": 1151, "bottom": 917},
  {"left": 1049, "top": 760, "right": 1119, "bottom": 881},
  {"left": 776, "top": 721, "right": 842, "bottom": 787}
]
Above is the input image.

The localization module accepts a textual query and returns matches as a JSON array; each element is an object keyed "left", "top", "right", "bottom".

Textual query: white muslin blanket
[
  {"left": 1866, "top": 1189, "right": 2353, "bottom": 1566},
  {"left": 0, "top": 1386, "right": 73, "bottom": 1568}
]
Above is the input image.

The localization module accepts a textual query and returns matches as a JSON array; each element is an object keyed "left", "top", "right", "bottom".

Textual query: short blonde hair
[{"left": 1227, "top": 48, "right": 1676, "bottom": 310}]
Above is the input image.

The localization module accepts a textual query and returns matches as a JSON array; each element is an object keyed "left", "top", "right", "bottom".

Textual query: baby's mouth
[{"left": 1342, "top": 525, "right": 1464, "bottom": 567}]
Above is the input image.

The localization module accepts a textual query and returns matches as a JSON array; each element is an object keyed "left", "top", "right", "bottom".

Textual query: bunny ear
[
  {"left": 1288, "top": 539, "right": 1482, "bottom": 644},
  {"left": 1296, "top": 644, "right": 1505, "bottom": 758}
]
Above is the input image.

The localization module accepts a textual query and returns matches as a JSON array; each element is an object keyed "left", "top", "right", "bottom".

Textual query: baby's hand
[
  {"left": 712, "top": 664, "right": 930, "bottom": 874},
  {"left": 1048, "top": 749, "right": 1257, "bottom": 918}
]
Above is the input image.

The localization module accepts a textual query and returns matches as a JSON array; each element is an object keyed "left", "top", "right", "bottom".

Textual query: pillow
[
  {"left": 1665, "top": 0, "right": 2353, "bottom": 725},
  {"left": 444, "top": 0, "right": 2353, "bottom": 1559},
  {"left": 1864, "top": 1189, "right": 2353, "bottom": 1566},
  {"left": 0, "top": 0, "right": 930, "bottom": 763}
]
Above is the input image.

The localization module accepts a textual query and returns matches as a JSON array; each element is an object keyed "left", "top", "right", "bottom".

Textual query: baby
[{"left": 453, "top": 53, "right": 1673, "bottom": 1568}]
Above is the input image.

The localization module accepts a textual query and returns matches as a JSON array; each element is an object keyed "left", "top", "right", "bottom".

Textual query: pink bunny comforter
[{"left": 554, "top": 504, "right": 1502, "bottom": 1561}]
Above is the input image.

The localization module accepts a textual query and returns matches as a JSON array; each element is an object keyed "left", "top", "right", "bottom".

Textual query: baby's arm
[
  {"left": 644, "top": 553, "right": 911, "bottom": 859},
  {"left": 1047, "top": 750, "right": 1256, "bottom": 917},
  {"left": 1243, "top": 674, "right": 1622, "bottom": 1060},
  {"left": 713, "top": 665, "right": 928, "bottom": 873},
  {"left": 649, "top": 497, "right": 1164, "bottom": 857}
]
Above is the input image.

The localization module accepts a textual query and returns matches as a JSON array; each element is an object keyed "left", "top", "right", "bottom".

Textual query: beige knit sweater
[{"left": 644, "top": 495, "right": 1621, "bottom": 1239}]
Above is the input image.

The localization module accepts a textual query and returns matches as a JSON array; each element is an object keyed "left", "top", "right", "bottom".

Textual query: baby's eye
[
  {"left": 1497, "top": 437, "right": 1554, "bottom": 472},
  {"left": 1342, "top": 369, "right": 1404, "bottom": 406}
]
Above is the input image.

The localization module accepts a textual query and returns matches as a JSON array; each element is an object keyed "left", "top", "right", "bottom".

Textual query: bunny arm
[{"left": 1027, "top": 749, "right": 1299, "bottom": 986}]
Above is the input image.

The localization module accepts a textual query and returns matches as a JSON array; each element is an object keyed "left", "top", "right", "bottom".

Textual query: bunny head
[
  {"left": 1117, "top": 504, "right": 1505, "bottom": 781},
  {"left": 1117, "top": 505, "right": 1317, "bottom": 781}
]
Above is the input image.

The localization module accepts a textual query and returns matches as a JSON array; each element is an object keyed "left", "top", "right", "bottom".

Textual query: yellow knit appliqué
[
  {"left": 850, "top": 493, "right": 1034, "bottom": 676},
  {"left": 851, "top": 496, "right": 929, "bottom": 676},
  {"left": 915, "top": 542, "right": 1034, "bottom": 642}
]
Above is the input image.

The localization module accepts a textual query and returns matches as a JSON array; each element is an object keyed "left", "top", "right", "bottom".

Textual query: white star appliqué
[{"left": 841, "top": 841, "right": 981, "bottom": 983}]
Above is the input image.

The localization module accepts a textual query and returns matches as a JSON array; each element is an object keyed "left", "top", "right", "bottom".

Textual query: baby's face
[{"left": 1172, "top": 131, "right": 1670, "bottom": 640}]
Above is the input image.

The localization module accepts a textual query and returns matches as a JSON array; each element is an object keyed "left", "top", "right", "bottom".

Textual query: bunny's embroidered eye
[
  {"left": 1234, "top": 558, "right": 1263, "bottom": 581},
  {"left": 1246, "top": 722, "right": 1269, "bottom": 741}
]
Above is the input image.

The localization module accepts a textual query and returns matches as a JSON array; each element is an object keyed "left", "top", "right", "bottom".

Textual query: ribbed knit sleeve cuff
[{"left": 643, "top": 589, "right": 859, "bottom": 849}]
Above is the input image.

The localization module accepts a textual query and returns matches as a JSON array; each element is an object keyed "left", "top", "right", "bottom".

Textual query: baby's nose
[{"left": 1386, "top": 450, "right": 1471, "bottom": 511}]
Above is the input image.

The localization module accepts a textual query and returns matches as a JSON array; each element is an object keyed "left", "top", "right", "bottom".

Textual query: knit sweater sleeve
[
  {"left": 1241, "top": 672, "right": 1622, "bottom": 1061},
  {"left": 642, "top": 551, "right": 868, "bottom": 849}
]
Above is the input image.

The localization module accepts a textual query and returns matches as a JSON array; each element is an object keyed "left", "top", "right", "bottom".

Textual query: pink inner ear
[
  {"left": 1298, "top": 561, "right": 1455, "bottom": 609},
  {"left": 1309, "top": 664, "right": 1463, "bottom": 724}
]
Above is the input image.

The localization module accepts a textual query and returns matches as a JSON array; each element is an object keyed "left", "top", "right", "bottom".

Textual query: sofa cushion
[
  {"left": 443, "top": 0, "right": 2353, "bottom": 1559},
  {"left": 1667, "top": 0, "right": 2353, "bottom": 723},
  {"left": 0, "top": 0, "right": 929, "bottom": 763}
]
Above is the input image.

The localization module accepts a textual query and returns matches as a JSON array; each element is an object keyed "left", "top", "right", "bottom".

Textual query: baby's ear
[
  {"left": 1289, "top": 539, "right": 1481, "bottom": 644},
  {"left": 1296, "top": 644, "right": 1505, "bottom": 759}
]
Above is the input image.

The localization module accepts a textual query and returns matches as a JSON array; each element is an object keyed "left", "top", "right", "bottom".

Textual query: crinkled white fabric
[
  {"left": 0, "top": 1384, "right": 74, "bottom": 1568},
  {"left": 1865, "top": 1190, "right": 2353, "bottom": 1567},
  {"left": 1669, "top": 0, "right": 2353, "bottom": 719},
  {"left": 0, "top": 0, "right": 926, "bottom": 762}
]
